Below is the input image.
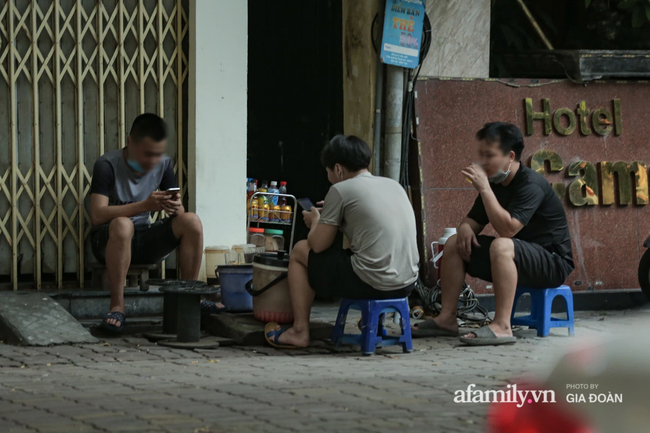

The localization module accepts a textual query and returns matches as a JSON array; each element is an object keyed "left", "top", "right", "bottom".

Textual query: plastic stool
[
  {"left": 331, "top": 298, "right": 413, "bottom": 355},
  {"left": 511, "top": 285, "right": 575, "bottom": 337}
]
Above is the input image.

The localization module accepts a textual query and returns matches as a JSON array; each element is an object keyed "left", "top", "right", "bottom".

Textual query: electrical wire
[
  {"left": 398, "top": 15, "right": 431, "bottom": 189},
  {"left": 399, "top": 66, "right": 419, "bottom": 188}
]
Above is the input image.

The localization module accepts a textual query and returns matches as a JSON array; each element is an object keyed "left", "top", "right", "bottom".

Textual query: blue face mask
[{"left": 127, "top": 158, "right": 145, "bottom": 173}]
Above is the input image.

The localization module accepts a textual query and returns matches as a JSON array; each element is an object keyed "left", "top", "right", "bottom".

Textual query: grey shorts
[
  {"left": 90, "top": 217, "right": 180, "bottom": 265},
  {"left": 466, "top": 235, "right": 573, "bottom": 288}
]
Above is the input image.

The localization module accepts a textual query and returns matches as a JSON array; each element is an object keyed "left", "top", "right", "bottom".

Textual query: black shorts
[
  {"left": 307, "top": 235, "right": 414, "bottom": 299},
  {"left": 466, "top": 235, "right": 573, "bottom": 288},
  {"left": 90, "top": 218, "right": 180, "bottom": 264}
]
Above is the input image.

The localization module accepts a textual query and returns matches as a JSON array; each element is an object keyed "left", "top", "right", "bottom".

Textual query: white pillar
[{"left": 188, "top": 0, "right": 248, "bottom": 278}]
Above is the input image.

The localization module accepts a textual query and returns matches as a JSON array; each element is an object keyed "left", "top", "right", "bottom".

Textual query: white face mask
[{"left": 488, "top": 161, "right": 512, "bottom": 184}]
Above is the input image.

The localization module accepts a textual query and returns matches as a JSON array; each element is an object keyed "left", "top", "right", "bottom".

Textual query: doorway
[{"left": 247, "top": 0, "right": 344, "bottom": 243}]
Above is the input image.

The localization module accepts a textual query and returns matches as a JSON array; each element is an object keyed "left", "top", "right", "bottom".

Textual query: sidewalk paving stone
[{"left": 0, "top": 308, "right": 646, "bottom": 432}]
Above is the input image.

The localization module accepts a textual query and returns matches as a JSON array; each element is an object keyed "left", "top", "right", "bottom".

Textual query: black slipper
[
  {"left": 200, "top": 300, "right": 227, "bottom": 315},
  {"left": 412, "top": 319, "right": 459, "bottom": 338},
  {"left": 101, "top": 311, "right": 125, "bottom": 333}
]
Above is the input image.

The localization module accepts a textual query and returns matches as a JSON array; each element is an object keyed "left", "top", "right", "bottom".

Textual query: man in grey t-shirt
[
  {"left": 265, "top": 135, "right": 419, "bottom": 349},
  {"left": 90, "top": 114, "right": 204, "bottom": 332}
]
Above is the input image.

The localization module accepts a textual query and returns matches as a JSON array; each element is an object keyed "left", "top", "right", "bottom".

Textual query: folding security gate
[{"left": 0, "top": 0, "right": 189, "bottom": 290}]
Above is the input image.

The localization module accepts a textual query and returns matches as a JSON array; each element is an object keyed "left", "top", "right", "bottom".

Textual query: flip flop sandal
[
  {"left": 101, "top": 311, "right": 125, "bottom": 333},
  {"left": 411, "top": 319, "right": 459, "bottom": 338},
  {"left": 459, "top": 326, "right": 517, "bottom": 346},
  {"left": 264, "top": 322, "right": 301, "bottom": 349},
  {"left": 201, "top": 300, "right": 227, "bottom": 315}
]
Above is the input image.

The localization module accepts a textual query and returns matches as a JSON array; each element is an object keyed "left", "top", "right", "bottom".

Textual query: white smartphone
[{"left": 166, "top": 187, "right": 180, "bottom": 199}]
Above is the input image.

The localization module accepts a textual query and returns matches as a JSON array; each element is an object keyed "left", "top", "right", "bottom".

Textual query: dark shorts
[
  {"left": 90, "top": 218, "right": 180, "bottom": 264},
  {"left": 307, "top": 235, "right": 414, "bottom": 299},
  {"left": 466, "top": 235, "right": 573, "bottom": 289}
]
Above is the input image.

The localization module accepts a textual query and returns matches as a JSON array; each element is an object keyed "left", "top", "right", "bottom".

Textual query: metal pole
[
  {"left": 373, "top": 1, "right": 385, "bottom": 176},
  {"left": 384, "top": 65, "right": 404, "bottom": 180},
  {"left": 373, "top": 62, "right": 384, "bottom": 176},
  {"left": 515, "top": 0, "right": 554, "bottom": 50}
]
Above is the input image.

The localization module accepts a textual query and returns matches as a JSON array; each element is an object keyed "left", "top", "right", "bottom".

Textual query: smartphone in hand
[
  {"left": 297, "top": 198, "right": 314, "bottom": 211},
  {"left": 166, "top": 187, "right": 180, "bottom": 200}
]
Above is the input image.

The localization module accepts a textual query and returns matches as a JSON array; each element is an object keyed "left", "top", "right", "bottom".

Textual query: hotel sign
[
  {"left": 524, "top": 98, "right": 647, "bottom": 207},
  {"left": 525, "top": 98, "right": 622, "bottom": 136}
]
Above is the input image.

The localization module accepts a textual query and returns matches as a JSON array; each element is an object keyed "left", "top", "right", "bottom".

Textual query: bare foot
[
  {"left": 273, "top": 325, "right": 310, "bottom": 348},
  {"left": 462, "top": 323, "right": 512, "bottom": 339}
]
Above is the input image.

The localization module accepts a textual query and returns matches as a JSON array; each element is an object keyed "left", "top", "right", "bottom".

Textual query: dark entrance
[{"left": 247, "top": 0, "right": 344, "bottom": 243}]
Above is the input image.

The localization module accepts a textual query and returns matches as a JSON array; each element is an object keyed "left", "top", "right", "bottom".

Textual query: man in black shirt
[{"left": 414, "top": 122, "right": 574, "bottom": 345}]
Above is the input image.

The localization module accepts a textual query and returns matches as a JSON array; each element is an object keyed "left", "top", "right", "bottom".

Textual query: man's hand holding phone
[
  {"left": 303, "top": 207, "right": 320, "bottom": 229},
  {"left": 145, "top": 191, "right": 171, "bottom": 212},
  {"left": 299, "top": 198, "right": 322, "bottom": 229},
  {"left": 162, "top": 187, "right": 182, "bottom": 216}
]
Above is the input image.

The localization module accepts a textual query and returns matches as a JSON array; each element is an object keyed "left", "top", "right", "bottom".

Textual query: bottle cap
[
  {"left": 270, "top": 181, "right": 277, "bottom": 186},
  {"left": 280, "top": 181, "right": 287, "bottom": 186},
  {"left": 265, "top": 229, "right": 284, "bottom": 235},
  {"left": 249, "top": 228, "right": 265, "bottom": 233}
]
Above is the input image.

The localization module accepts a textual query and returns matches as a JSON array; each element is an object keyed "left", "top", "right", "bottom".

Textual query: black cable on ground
[{"left": 414, "top": 278, "right": 491, "bottom": 324}]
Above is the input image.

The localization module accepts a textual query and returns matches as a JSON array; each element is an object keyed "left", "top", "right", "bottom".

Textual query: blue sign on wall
[{"left": 380, "top": 0, "right": 426, "bottom": 69}]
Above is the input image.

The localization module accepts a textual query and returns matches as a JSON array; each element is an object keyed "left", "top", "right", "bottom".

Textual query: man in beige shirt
[{"left": 265, "top": 135, "right": 419, "bottom": 348}]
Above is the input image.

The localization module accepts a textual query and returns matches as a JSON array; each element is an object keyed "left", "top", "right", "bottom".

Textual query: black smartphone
[{"left": 297, "top": 198, "right": 314, "bottom": 211}]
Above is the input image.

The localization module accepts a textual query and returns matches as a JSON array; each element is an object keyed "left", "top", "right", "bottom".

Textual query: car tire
[{"left": 637, "top": 249, "right": 650, "bottom": 302}]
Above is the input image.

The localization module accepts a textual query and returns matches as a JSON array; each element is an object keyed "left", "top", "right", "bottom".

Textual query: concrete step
[{"left": 50, "top": 287, "right": 164, "bottom": 319}]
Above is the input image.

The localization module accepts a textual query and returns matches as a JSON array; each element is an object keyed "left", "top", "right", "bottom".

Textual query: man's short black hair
[
  {"left": 321, "top": 135, "right": 372, "bottom": 172},
  {"left": 476, "top": 122, "right": 524, "bottom": 161},
  {"left": 129, "top": 113, "right": 167, "bottom": 143}
]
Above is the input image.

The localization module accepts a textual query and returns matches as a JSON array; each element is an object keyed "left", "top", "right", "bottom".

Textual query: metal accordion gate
[{"left": 0, "top": 0, "right": 189, "bottom": 290}]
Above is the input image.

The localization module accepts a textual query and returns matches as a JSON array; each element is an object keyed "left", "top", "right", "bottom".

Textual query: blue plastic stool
[
  {"left": 331, "top": 298, "right": 413, "bottom": 355},
  {"left": 511, "top": 285, "right": 575, "bottom": 337}
]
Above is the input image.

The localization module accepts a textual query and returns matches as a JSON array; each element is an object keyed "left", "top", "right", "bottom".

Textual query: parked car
[{"left": 638, "top": 237, "right": 650, "bottom": 302}]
